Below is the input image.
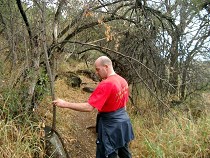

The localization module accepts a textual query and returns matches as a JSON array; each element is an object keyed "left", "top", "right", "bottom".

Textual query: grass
[
  {"left": 1, "top": 106, "right": 210, "bottom": 158},
  {"left": 1, "top": 59, "right": 210, "bottom": 158},
  {"left": 130, "top": 110, "right": 210, "bottom": 158},
  {"left": 0, "top": 117, "right": 45, "bottom": 158}
]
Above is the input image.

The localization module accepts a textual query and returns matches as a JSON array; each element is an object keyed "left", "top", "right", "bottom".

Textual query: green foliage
[
  {"left": 191, "top": 0, "right": 208, "bottom": 11},
  {"left": 34, "top": 68, "right": 50, "bottom": 102},
  {"left": 0, "top": 67, "right": 49, "bottom": 120},
  {"left": 144, "top": 136, "right": 165, "bottom": 157},
  {"left": 0, "top": 88, "right": 23, "bottom": 120}
]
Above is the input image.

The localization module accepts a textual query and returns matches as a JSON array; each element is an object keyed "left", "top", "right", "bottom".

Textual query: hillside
[
  {"left": 38, "top": 68, "right": 101, "bottom": 158},
  {"left": 2, "top": 59, "right": 209, "bottom": 157},
  {"left": 36, "top": 60, "right": 210, "bottom": 158}
]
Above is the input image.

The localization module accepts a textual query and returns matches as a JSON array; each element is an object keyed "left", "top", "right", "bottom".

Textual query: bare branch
[{"left": 16, "top": 0, "right": 33, "bottom": 47}]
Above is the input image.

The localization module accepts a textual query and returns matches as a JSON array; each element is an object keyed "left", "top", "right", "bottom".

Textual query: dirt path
[
  {"left": 63, "top": 110, "right": 97, "bottom": 158},
  {"left": 39, "top": 76, "right": 98, "bottom": 158}
]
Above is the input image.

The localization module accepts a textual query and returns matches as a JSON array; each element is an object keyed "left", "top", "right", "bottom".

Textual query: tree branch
[{"left": 16, "top": 0, "right": 33, "bottom": 47}]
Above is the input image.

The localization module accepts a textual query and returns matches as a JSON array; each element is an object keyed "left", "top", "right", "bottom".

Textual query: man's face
[{"left": 95, "top": 62, "right": 108, "bottom": 80}]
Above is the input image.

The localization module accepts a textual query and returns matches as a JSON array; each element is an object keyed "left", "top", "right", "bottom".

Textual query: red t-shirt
[{"left": 88, "top": 74, "right": 129, "bottom": 112}]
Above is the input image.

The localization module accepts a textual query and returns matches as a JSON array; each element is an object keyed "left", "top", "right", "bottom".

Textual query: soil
[{"left": 38, "top": 74, "right": 99, "bottom": 158}]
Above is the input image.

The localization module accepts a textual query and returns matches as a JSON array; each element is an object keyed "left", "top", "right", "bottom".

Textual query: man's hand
[{"left": 52, "top": 98, "right": 67, "bottom": 108}]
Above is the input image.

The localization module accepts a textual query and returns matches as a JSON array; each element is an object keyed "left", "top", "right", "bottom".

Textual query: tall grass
[
  {"left": 0, "top": 117, "right": 45, "bottom": 158},
  {"left": 130, "top": 109, "right": 210, "bottom": 158},
  {"left": 0, "top": 85, "right": 45, "bottom": 157}
]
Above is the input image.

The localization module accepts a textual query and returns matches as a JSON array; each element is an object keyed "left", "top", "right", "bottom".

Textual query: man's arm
[{"left": 53, "top": 98, "right": 95, "bottom": 112}]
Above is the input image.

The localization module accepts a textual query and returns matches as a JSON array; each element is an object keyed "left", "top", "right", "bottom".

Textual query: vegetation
[
  {"left": 0, "top": 109, "right": 44, "bottom": 157},
  {"left": 131, "top": 111, "right": 210, "bottom": 157},
  {"left": 0, "top": 0, "right": 209, "bottom": 157}
]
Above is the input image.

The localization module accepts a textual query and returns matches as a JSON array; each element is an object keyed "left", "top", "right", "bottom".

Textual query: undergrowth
[
  {"left": 0, "top": 114, "right": 44, "bottom": 158},
  {"left": 0, "top": 59, "right": 210, "bottom": 158},
  {"left": 0, "top": 62, "right": 45, "bottom": 158},
  {"left": 130, "top": 107, "right": 210, "bottom": 158}
]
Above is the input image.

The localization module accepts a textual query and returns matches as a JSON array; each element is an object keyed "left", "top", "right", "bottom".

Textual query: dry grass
[
  {"left": 130, "top": 109, "right": 210, "bottom": 158},
  {"left": 1, "top": 59, "right": 210, "bottom": 158},
  {"left": 0, "top": 119, "right": 44, "bottom": 158}
]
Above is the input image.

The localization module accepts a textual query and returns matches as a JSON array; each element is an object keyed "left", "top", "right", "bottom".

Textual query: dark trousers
[{"left": 96, "top": 141, "right": 132, "bottom": 158}]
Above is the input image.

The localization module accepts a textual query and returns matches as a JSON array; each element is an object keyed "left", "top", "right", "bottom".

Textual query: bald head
[
  {"left": 94, "top": 56, "right": 115, "bottom": 79},
  {"left": 95, "top": 56, "right": 113, "bottom": 67}
]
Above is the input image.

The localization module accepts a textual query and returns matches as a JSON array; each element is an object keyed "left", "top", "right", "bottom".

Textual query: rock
[
  {"left": 82, "top": 87, "right": 95, "bottom": 93},
  {"left": 44, "top": 126, "right": 70, "bottom": 158},
  {"left": 62, "top": 71, "right": 82, "bottom": 88},
  {"left": 66, "top": 75, "right": 82, "bottom": 88},
  {"left": 76, "top": 69, "right": 99, "bottom": 82}
]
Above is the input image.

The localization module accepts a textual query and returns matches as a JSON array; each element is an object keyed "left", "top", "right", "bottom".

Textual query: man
[{"left": 53, "top": 56, "right": 134, "bottom": 158}]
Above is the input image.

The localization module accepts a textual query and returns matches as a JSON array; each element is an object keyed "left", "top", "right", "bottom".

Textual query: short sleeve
[{"left": 88, "top": 83, "right": 111, "bottom": 111}]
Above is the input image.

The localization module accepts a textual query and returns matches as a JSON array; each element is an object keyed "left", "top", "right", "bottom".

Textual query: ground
[
  {"left": 37, "top": 66, "right": 210, "bottom": 158},
  {"left": 38, "top": 73, "right": 99, "bottom": 158}
]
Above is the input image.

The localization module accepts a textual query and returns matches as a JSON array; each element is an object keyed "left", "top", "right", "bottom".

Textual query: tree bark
[{"left": 16, "top": 0, "right": 41, "bottom": 111}]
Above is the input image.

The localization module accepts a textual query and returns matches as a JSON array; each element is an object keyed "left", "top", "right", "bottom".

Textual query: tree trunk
[
  {"left": 16, "top": 0, "right": 41, "bottom": 111},
  {"left": 169, "top": 34, "right": 179, "bottom": 95}
]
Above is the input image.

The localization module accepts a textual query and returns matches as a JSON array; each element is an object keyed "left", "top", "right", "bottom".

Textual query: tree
[{"left": 0, "top": 0, "right": 209, "bottom": 115}]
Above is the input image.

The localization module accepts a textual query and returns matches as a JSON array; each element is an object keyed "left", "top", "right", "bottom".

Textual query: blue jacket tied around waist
[{"left": 96, "top": 107, "right": 134, "bottom": 156}]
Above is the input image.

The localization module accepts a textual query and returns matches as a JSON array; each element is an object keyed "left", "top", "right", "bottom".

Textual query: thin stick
[{"left": 40, "top": 1, "right": 56, "bottom": 130}]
